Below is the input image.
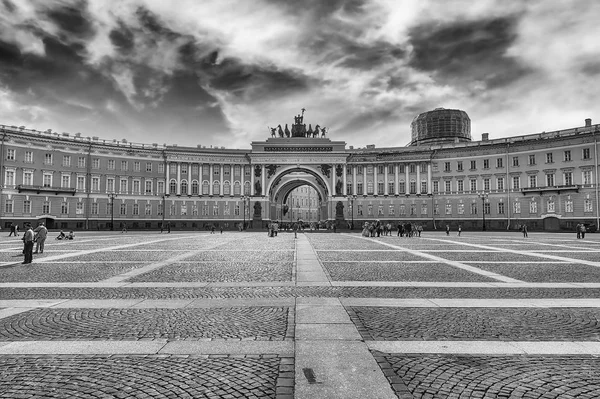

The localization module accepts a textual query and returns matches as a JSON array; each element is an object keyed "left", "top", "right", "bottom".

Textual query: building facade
[{"left": 1, "top": 110, "right": 599, "bottom": 232}]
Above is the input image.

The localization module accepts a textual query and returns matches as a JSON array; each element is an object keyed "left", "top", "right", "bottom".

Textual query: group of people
[
  {"left": 576, "top": 223, "right": 587, "bottom": 239},
  {"left": 360, "top": 220, "right": 423, "bottom": 237},
  {"left": 20, "top": 222, "right": 49, "bottom": 264}
]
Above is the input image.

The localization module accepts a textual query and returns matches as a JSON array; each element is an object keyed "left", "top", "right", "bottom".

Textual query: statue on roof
[{"left": 284, "top": 124, "right": 290, "bottom": 137}]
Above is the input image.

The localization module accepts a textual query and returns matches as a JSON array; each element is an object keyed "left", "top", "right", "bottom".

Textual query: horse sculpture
[
  {"left": 277, "top": 124, "right": 284, "bottom": 137},
  {"left": 314, "top": 125, "right": 320, "bottom": 138}
]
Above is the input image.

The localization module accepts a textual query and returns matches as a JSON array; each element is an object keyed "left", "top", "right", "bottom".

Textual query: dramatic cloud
[{"left": 0, "top": 0, "right": 599, "bottom": 148}]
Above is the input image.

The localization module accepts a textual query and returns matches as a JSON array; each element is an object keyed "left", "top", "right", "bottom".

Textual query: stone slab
[
  {"left": 295, "top": 340, "right": 396, "bottom": 399},
  {"left": 161, "top": 341, "right": 294, "bottom": 356},
  {"left": 186, "top": 298, "right": 295, "bottom": 307},
  {"left": 367, "top": 341, "right": 526, "bottom": 354},
  {"left": 296, "top": 305, "right": 352, "bottom": 324},
  {"left": 296, "top": 324, "right": 362, "bottom": 341},
  {"left": 0, "top": 341, "right": 168, "bottom": 355},
  {"left": 0, "top": 300, "right": 68, "bottom": 308},
  {"left": 50, "top": 299, "right": 144, "bottom": 308}
]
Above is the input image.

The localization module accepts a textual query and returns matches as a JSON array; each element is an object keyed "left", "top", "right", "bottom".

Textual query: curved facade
[
  {"left": 410, "top": 108, "right": 471, "bottom": 146},
  {"left": 0, "top": 113, "right": 599, "bottom": 232}
]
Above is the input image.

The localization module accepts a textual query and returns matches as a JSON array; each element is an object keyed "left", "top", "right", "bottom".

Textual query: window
[
  {"left": 445, "top": 204, "right": 452, "bottom": 215},
  {"left": 158, "top": 203, "right": 163, "bottom": 216},
  {"left": 108, "top": 159, "right": 115, "bottom": 170},
  {"left": 564, "top": 150, "right": 571, "bottom": 162},
  {"left": 378, "top": 205, "right": 383, "bottom": 216},
  {"left": 398, "top": 164, "right": 405, "bottom": 173},
  {"left": 496, "top": 158, "right": 503, "bottom": 168},
  {"left": 92, "top": 177, "right": 100, "bottom": 191},
  {"left": 134, "top": 161, "right": 140, "bottom": 172},
  {"left": 388, "top": 205, "right": 395, "bottom": 215},
  {"left": 23, "top": 200, "right": 31, "bottom": 214},
  {"left": 483, "top": 159, "right": 489, "bottom": 169},
  {"left": 92, "top": 203, "right": 99, "bottom": 215},
  {"left": 585, "top": 199, "right": 593, "bottom": 212},
  {"left": 444, "top": 162, "right": 451, "bottom": 172},
  {"left": 193, "top": 181, "right": 200, "bottom": 195},
  {"left": 357, "top": 166, "right": 363, "bottom": 174},
  {"left": 528, "top": 154, "right": 535, "bottom": 165},
  {"left": 546, "top": 173, "right": 555, "bottom": 187},
  {"left": 457, "top": 161, "right": 463, "bottom": 172},
  {"left": 120, "top": 179, "right": 128, "bottom": 193},
  {"left": 512, "top": 156, "right": 519, "bottom": 167},
  {"left": 42, "top": 201, "right": 50, "bottom": 214},
  {"left": 23, "top": 171, "right": 32, "bottom": 186},
  {"left": 5, "top": 170, "right": 14, "bottom": 186},
  {"left": 513, "top": 201, "right": 521, "bottom": 214},
  {"left": 5, "top": 199, "right": 13, "bottom": 213},
  {"left": 410, "top": 181, "right": 416, "bottom": 194},
  {"left": 61, "top": 175, "right": 70, "bottom": 188},
  {"left": 61, "top": 202, "right": 68, "bottom": 214},
  {"left": 529, "top": 175, "right": 537, "bottom": 188},
  {"left": 398, "top": 182, "right": 405, "bottom": 194},
  {"left": 497, "top": 177, "right": 504, "bottom": 191},
  {"left": 484, "top": 202, "right": 490, "bottom": 215},
  {"left": 388, "top": 165, "right": 394, "bottom": 174},
  {"left": 458, "top": 203, "right": 464, "bottom": 215},
  {"left": 121, "top": 161, "right": 128, "bottom": 171},
  {"left": 433, "top": 181, "right": 439, "bottom": 193},
  {"left": 377, "top": 165, "right": 384, "bottom": 174},
  {"left": 583, "top": 148, "right": 591, "bottom": 160},
  {"left": 120, "top": 203, "right": 127, "bottom": 215},
  {"left": 158, "top": 181, "right": 165, "bottom": 194},
  {"left": 470, "top": 179, "right": 477, "bottom": 191},
  {"left": 388, "top": 182, "right": 394, "bottom": 195},
  {"left": 25, "top": 151, "right": 33, "bottom": 163},
  {"left": 78, "top": 157, "right": 86, "bottom": 168},
  {"left": 43, "top": 173, "right": 52, "bottom": 187},
  {"left": 512, "top": 176, "right": 520, "bottom": 190},
  {"left": 146, "top": 163, "right": 152, "bottom": 172},
  {"left": 483, "top": 178, "right": 490, "bottom": 191},
  {"left": 158, "top": 163, "right": 164, "bottom": 173},
  {"left": 546, "top": 153, "right": 553, "bottom": 163},
  {"left": 470, "top": 160, "right": 476, "bottom": 170},
  {"left": 145, "top": 204, "right": 151, "bottom": 215},
  {"left": 76, "top": 202, "right": 84, "bottom": 215},
  {"left": 133, "top": 180, "right": 140, "bottom": 194},
  {"left": 410, "top": 164, "right": 416, "bottom": 173},
  {"left": 77, "top": 176, "right": 85, "bottom": 190},
  {"left": 367, "top": 204, "right": 373, "bottom": 216},
  {"left": 213, "top": 204, "right": 219, "bottom": 215},
  {"left": 170, "top": 180, "right": 177, "bottom": 194},
  {"left": 181, "top": 164, "right": 187, "bottom": 175},
  {"left": 564, "top": 172, "right": 573, "bottom": 186},
  {"left": 357, "top": 205, "right": 363, "bottom": 215},
  {"left": 357, "top": 182, "right": 363, "bottom": 195},
  {"left": 583, "top": 170, "right": 592, "bottom": 185},
  {"left": 444, "top": 180, "right": 451, "bottom": 193},
  {"left": 234, "top": 204, "right": 240, "bottom": 216},
  {"left": 181, "top": 180, "right": 188, "bottom": 195},
  {"left": 92, "top": 158, "right": 100, "bottom": 169},
  {"left": 107, "top": 178, "right": 115, "bottom": 192},
  {"left": 62, "top": 156, "right": 71, "bottom": 167},
  {"left": 45, "top": 154, "right": 53, "bottom": 165},
  {"left": 529, "top": 201, "right": 537, "bottom": 213},
  {"left": 547, "top": 199, "right": 555, "bottom": 213},
  {"left": 434, "top": 204, "right": 439, "bottom": 215},
  {"left": 421, "top": 204, "right": 428, "bottom": 215},
  {"left": 6, "top": 149, "right": 15, "bottom": 160},
  {"left": 213, "top": 181, "right": 220, "bottom": 195},
  {"left": 398, "top": 205, "right": 405, "bottom": 216},
  {"left": 565, "top": 200, "right": 573, "bottom": 213},
  {"left": 145, "top": 181, "right": 153, "bottom": 194},
  {"left": 377, "top": 182, "right": 384, "bottom": 194},
  {"left": 224, "top": 181, "right": 231, "bottom": 196},
  {"left": 498, "top": 202, "right": 505, "bottom": 214},
  {"left": 470, "top": 203, "right": 477, "bottom": 215},
  {"left": 133, "top": 203, "right": 139, "bottom": 215},
  {"left": 421, "top": 181, "right": 427, "bottom": 194}
]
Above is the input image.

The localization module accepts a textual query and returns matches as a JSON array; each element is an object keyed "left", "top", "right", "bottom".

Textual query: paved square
[{"left": 2, "top": 230, "right": 600, "bottom": 398}]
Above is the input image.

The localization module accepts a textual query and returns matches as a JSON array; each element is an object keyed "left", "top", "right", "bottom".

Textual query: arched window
[
  {"left": 181, "top": 180, "right": 188, "bottom": 195},
  {"left": 244, "top": 181, "right": 251, "bottom": 195},
  {"left": 169, "top": 179, "right": 177, "bottom": 195},
  {"left": 234, "top": 181, "right": 241, "bottom": 195},
  {"left": 213, "top": 181, "right": 220, "bottom": 195},
  {"left": 202, "top": 180, "right": 209, "bottom": 195},
  {"left": 223, "top": 181, "right": 231, "bottom": 196},
  {"left": 192, "top": 180, "right": 199, "bottom": 195}
]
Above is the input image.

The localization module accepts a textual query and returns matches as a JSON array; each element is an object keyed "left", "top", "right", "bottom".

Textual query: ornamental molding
[
  {"left": 167, "top": 155, "right": 248, "bottom": 163},
  {"left": 250, "top": 156, "right": 347, "bottom": 164}
]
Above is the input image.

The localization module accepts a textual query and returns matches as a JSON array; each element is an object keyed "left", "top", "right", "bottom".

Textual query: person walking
[
  {"left": 446, "top": 224, "right": 450, "bottom": 236},
  {"left": 580, "top": 224, "right": 587, "bottom": 239},
  {"left": 576, "top": 223, "right": 582, "bottom": 239},
  {"left": 8, "top": 223, "right": 16, "bottom": 237},
  {"left": 522, "top": 224, "right": 528, "bottom": 238},
  {"left": 33, "top": 222, "right": 48, "bottom": 254},
  {"left": 457, "top": 225, "right": 462, "bottom": 236},
  {"left": 167, "top": 221, "right": 171, "bottom": 233},
  {"left": 22, "top": 224, "right": 34, "bottom": 264}
]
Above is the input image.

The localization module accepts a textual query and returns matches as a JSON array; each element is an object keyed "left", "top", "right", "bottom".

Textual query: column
[
  {"left": 373, "top": 164, "right": 378, "bottom": 196},
  {"left": 427, "top": 163, "right": 432, "bottom": 194},
  {"left": 331, "top": 164, "right": 336, "bottom": 196},
  {"left": 165, "top": 162, "right": 170, "bottom": 195},
  {"left": 416, "top": 163, "right": 421, "bottom": 195},
  {"left": 352, "top": 165, "right": 357, "bottom": 195},
  {"left": 188, "top": 162, "right": 192, "bottom": 195},
  {"left": 209, "top": 164, "right": 214, "bottom": 196},
  {"left": 220, "top": 164, "right": 224, "bottom": 196},
  {"left": 405, "top": 164, "right": 410, "bottom": 195},
  {"left": 230, "top": 163, "right": 235, "bottom": 197},
  {"left": 343, "top": 164, "right": 347, "bottom": 196},
  {"left": 261, "top": 164, "right": 266, "bottom": 196},
  {"left": 384, "top": 164, "right": 389, "bottom": 195},
  {"left": 176, "top": 162, "right": 181, "bottom": 195},
  {"left": 363, "top": 167, "right": 367, "bottom": 196},
  {"left": 394, "top": 164, "right": 399, "bottom": 195},
  {"left": 250, "top": 164, "right": 255, "bottom": 197}
]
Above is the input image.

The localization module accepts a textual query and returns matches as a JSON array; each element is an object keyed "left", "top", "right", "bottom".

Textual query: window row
[{"left": 168, "top": 180, "right": 252, "bottom": 196}]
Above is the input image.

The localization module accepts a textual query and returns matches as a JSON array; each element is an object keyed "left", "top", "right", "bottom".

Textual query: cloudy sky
[{"left": 1, "top": 0, "right": 599, "bottom": 149}]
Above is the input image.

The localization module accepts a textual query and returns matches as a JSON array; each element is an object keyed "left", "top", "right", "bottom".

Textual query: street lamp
[
  {"left": 107, "top": 193, "right": 117, "bottom": 231},
  {"left": 347, "top": 195, "right": 356, "bottom": 230},
  {"left": 478, "top": 192, "right": 488, "bottom": 231}
]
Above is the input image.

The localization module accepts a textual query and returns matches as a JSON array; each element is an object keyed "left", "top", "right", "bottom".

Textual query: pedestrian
[
  {"left": 33, "top": 222, "right": 48, "bottom": 254},
  {"left": 293, "top": 222, "right": 298, "bottom": 239},
  {"left": 576, "top": 223, "right": 582, "bottom": 239},
  {"left": 457, "top": 225, "right": 462, "bottom": 236},
  {"left": 167, "top": 221, "right": 171, "bottom": 233},
  {"left": 211, "top": 225, "right": 216, "bottom": 234},
  {"left": 160, "top": 222, "right": 164, "bottom": 233},
  {"left": 121, "top": 223, "right": 127, "bottom": 233},
  {"left": 580, "top": 224, "right": 587, "bottom": 239},
  {"left": 22, "top": 223, "right": 34, "bottom": 264},
  {"left": 522, "top": 224, "right": 528, "bottom": 238},
  {"left": 220, "top": 225, "right": 223, "bottom": 234},
  {"left": 446, "top": 225, "right": 450, "bottom": 236},
  {"left": 8, "top": 223, "right": 16, "bottom": 237}
]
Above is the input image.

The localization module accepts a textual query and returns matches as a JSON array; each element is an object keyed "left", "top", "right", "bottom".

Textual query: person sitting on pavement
[
  {"left": 56, "top": 230, "right": 66, "bottom": 240},
  {"left": 67, "top": 231, "right": 74, "bottom": 240}
]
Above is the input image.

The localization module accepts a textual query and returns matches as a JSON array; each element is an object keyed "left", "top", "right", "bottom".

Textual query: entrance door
[{"left": 543, "top": 217, "right": 560, "bottom": 231}]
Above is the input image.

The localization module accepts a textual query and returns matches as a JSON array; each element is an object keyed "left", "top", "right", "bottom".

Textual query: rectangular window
[
  {"left": 529, "top": 175, "right": 537, "bottom": 188},
  {"left": 377, "top": 165, "right": 384, "bottom": 174},
  {"left": 457, "top": 180, "right": 464, "bottom": 192},
  {"left": 61, "top": 175, "right": 70, "bottom": 188},
  {"left": 23, "top": 200, "right": 31, "bottom": 214},
  {"left": 457, "top": 161, "right": 463, "bottom": 172},
  {"left": 76, "top": 202, "right": 84, "bottom": 215},
  {"left": 470, "top": 179, "right": 477, "bottom": 191},
  {"left": 458, "top": 203, "right": 464, "bottom": 215},
  {"left": 512, "top": 156, "right": 519, "bottom": 167},
  {"left": 398, "top": 182, "right": 405, "bottom": 194},
  {"left": 513, "top": 201, "right": 521, "bottom": 214},
  {"left": 546, "top": 173, "right": 555, "bottom": 186},
  {"left": 121, "top": 161, "right": 128, "bottom": 171},
  {"left": 357, "top": 182, "right": 363, "bottom": 195},
  {"left": 470, "top": 160, "right": 476, "bottom": 170},
  {"left": 564, "top": 172, "right": 573, "bottom": 186},
  {"left": 92, "top": 177, "right": 100, "bottom": 191},
  {"left": 5, "top": 170, "right": 14, "bottom": 186},
  {"left": 484, "top": 178, "right": 490, "bottom": 191},
  {"left": 399, "top": 204, "right": 405, "bottom": 216},
  {"left": 45, "top": 153, "right": 53, "bottom": 165},
  {"left": 421, "top": 204, "right": 428, "bottom": 215},
  {"left": 444, "top": 162, "right": 451, "bottom": 172},
  {"left": 445, "top": 180, "right": 451, "bottom": 193},
  {"left": 583, "top": 170, "right": 592, "bottom": 185},
  {"left": 497, "top": 177, "right": 504, "bottom": 190},
  {"left": 145, "top": 181, "right": 152, "bottom": 194},
  {"left": 498, "top": 202, "right": 505, "bottom": 214},
  {"left": 357, "top": 205, "right": 363, "bottom": 216},
  {"left": 157, "top": 181, "right": 165, "bottom": 194},
  {"left": 398, "top": 164, "right": 405, "bottom": 173},
  {"left": 134, "top": 161, "right": 140, "bottom": 172},
  {"left": 433, "top": 181, "right": 439, "bottom": 193},
  {"left": 529, "top": 154, "right": 536, "bottom": 165},
  {"left": 512, "top": 176, "right": 520, "bottom": 189},
  {"left": 484, "top": 202, "right": 490, "bottom": 215},
  {"left": 377, "top": 182, "right": 384, "bottom": 194},
  {"left": 213, "top": 204, "right": 219, "bottom": 215},
  {"left": 546, "top": 153, "right": 553, "bottom": 163},
  {"left": 133, "top": 203, "right": 139, "bottom": 215},
  {"left": 410, "top": 181, "right": 416, "bottom": 194},
  {"left": 23, "top": 171, "right": 32, "bottom": 186},
  {"left": 158, "top": 163, "right": 164, "bottom": 173},
  {"left": 470, "top": 203, "right": 477, "bottom": 215},
  {"left": 564, "top": 150, "right": 571, "bottom": 162},
  {"left": 43, "top": 173, "right": 52, "bottom": 187},
  {"left": 366, "top": 181, "right": 374, "bottom": 194},
  {"left": 133, "top": 180, "right": 140, "bottom": 194},
  {"left": 6, "top": 149, "right": 15, "bottom": 160},
  {"left": 421, "top": 181, "right": 427, "bottom": 194},
  {"left": 107, "top": 159, "right": 115, "bottom": 170},
  {"left": 367, "top": 204, "right": 373, "bottom": 216},
  {"left": 61, "top": 202, "right": 68, "bottom": 214},
  {"left": 77, "top": 176, "right": 85, "bottom": 190},
  {"left": 78, "top": 157, "right": 86, "bottom": 168},
  {"left": 25, "top": 151, "right": 33, "bottom": 163},
  {"left": 42, "top": 201, "right": 49, "bottom": 214},
  {"left": 62, "top": 156, "right": 71, "bottom": 167},
  {"left": 388, "top": 165, "right": 394, "bottom": 174},
  {"left": 145, "top": 203, "right": 152, "bottom": 215},
  {"left": 5, "top": 200, "right": 13, "bottom": 213},
  {"left": 388, "top": 182, "right": 394, "bottom": 195},
  {"left": 378, "top": 205, "right": 384, "bottom": 216},
  {"left": 107, "top": 178, "right": 115, "bottom": 192},
  {"left": 483, "top": 159, "right": 489, "bottom": 169},
  {"left": 388, "top": 205, "right": 395, "bottom": 215},
  {"left": 120, "top": 203, "right": 127, "bottom": 215},
  {"left": 583, "top": 148, "right": 591, "bottom": 160},
  {"left": 92, "top": 158, "right": 100, "bottom": 169},
  {"left": 120, "top": 179, "right": 127, "bottom": 193},
  {"left": 146, "top": 163, "right": 152, "bottom": 172},
  {"left": 158, "top": 203, "right": 163, "bottom": 216},
  {"left": 445, "top": 204, "right": 452, "bottom": 215},
  {"left": 496, "top": 158, "right": 503, "bottom": 168},
  {"left": 585, "top": 199, "right": 593, "bottom": 212},
  {"left": 92, "top": 202, "right": 99, "bottom": 215}
]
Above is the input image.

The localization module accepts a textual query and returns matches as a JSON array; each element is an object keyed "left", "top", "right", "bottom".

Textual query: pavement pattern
[{"left": 2, "top": 230, "right": 600, "bottom": 398}]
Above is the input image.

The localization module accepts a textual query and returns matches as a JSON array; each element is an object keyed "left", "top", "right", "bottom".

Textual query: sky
[{"left": 1, "top": 0, "right": 599, "bottom": 149}]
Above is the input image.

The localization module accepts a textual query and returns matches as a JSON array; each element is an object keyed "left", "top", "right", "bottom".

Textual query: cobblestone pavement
[
  {"left": 466, "top": 262, "right": 600, "bottom": 283},
  {"left": 127, "top": 262, "right": 293, "bottom": 282},
  {"left": 0, "top": 262, "right": 149, "bottom": 282},
  {"left": 322, "top": 262, "right": 494, "bottom": 282},
  {"left": 374, "top": 352, "right": 600, "bottom": 399},
  {"left": 0, "top": 354, "right": 290, "bottom": 399},
  {"left": 0, "top": 307, "right": 290, "bottom": 341},
  {"left": 350, "top": 307, "right": 600, "bottom": 341}
]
